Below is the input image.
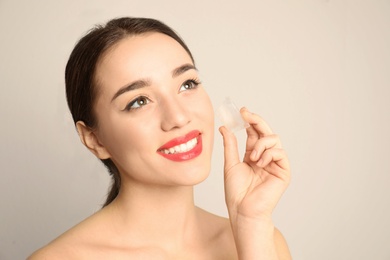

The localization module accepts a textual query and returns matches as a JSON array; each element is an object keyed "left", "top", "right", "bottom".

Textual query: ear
[{"left": 76, "top": 121, "right": 111, "bottom": 159}]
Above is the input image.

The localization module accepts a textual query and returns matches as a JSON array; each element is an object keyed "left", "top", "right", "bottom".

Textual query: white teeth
[{"left": 161, "top": 137, "right": 198, "bottom": 154}]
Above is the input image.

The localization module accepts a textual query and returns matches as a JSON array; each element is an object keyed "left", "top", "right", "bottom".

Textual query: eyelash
[
  {"left": 179, "top": 78, "right": 201, "bottom": 92},
  {"left": 124, "top": 96, "right": 150, "bottom": 111},
  {"left": 124, "top": 78, "right": 201, "bottom": 112}
]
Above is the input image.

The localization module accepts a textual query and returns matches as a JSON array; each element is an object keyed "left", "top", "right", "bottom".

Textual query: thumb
[{"left": 219, "top": 126, "right": 240, "bottom": 172}]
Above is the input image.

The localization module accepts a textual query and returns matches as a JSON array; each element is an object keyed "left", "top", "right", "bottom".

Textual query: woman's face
[{"left": 92, "top": 32, "right": 214, "bottom": 187}]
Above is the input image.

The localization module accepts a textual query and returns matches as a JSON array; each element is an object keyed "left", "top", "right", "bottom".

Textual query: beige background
[{"left": 1, "top": 0, "right": 389, "bottom": 259}]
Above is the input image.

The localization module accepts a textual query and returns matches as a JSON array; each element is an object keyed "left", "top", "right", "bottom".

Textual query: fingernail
[{"left": 251, "top": 149, "right": 257, "bottom": 160}]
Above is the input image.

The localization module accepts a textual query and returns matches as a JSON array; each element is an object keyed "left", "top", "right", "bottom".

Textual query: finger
[
  {"left": 248, "top": 134, "right": 281, "bottom": 162},
  {"left": 245, "top": 123, "right": 261, "bottom": 151},
  {"left": 241, "top": 108, "right": 273, "bottom": 138},
  {"left": 219, "top": 126, "right": 240, "bottom": 173},
  {"left": 257, "top": 148, "right": 290, "bottom": 171}
]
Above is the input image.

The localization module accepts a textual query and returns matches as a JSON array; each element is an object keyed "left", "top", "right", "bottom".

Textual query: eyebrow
[
  {"left": 111, "top": 63, "right": 197, "bottom": 102},
  {"left": 111, "top": 79, "right": 151, "bottom": 102},
  {"left": 172, "top": 63, "right": 197, "bottom": 78}
]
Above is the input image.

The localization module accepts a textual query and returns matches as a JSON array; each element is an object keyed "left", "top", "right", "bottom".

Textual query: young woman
[{"left": 29, "top": 17, "right": 291, "bottom": 259}]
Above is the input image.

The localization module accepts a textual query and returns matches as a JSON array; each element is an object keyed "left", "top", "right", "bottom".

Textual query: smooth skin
[
  {"left": 28, "top": 33, "right": 291, "bottom": 259},
  {"left": 220, "top": 108, "right": 291, "bottom": 259}
]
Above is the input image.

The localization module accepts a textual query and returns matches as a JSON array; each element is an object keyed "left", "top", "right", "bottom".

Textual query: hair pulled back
[{"left": 65, "top": 17, "right": 194, "bottom": 207}]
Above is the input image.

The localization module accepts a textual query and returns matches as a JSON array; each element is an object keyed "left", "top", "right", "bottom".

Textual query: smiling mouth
[
  {"left": 157, "top": 130, "right": 203, "bottom": 162},
  {"left": 159, "top": 137, "right": 198, "bottom": 154}
]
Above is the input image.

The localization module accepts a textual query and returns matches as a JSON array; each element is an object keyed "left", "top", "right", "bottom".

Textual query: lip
[{"left": 157, "top": 130, "right": 202, "bottom": 162}]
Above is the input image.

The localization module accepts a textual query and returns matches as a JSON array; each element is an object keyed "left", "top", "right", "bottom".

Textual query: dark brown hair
[{"left": 65, "top": 17, "right": 194, "bottom": 207}]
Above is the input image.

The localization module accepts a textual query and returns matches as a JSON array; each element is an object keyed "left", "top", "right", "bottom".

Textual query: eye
[
  {"left": 124, "top": 96, "right": 150, "bottom": 111},
  {"left": 179, "top": 79, "right": 201, "bottom": 92}
]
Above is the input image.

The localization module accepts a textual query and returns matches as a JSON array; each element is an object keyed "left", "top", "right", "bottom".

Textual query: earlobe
[{"left": 75, "top": 121, "right": 111, "bottom": 159}]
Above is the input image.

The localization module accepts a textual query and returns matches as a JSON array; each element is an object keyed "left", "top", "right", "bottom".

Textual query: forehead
[{"left": 95, "top": 33, "right": 193, "bottom": 87}]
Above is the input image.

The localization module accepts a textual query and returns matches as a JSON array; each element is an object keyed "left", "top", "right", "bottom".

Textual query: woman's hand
[{"left": 219, "top": 107, "right": 291, "bottom": 221}]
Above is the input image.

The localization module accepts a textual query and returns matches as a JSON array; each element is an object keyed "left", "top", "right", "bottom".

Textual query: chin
[{"left": 167, "top": 160, "right": 211, "bottom": 187}]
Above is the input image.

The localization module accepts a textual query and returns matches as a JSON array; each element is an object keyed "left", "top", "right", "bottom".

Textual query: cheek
[
  {"left": 97, "top": 113, "right": 158, "bottom": 159},
  {"left": 195, "top": 93, "right": 215, "bottom": 145},
  {"left": 198, "top": 92, "right": 214, "bottom": 126}
]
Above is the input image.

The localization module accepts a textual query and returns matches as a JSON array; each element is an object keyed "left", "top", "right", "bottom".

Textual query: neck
[{"left": 106, "top": 180, "right": 200, "bottom": 250}]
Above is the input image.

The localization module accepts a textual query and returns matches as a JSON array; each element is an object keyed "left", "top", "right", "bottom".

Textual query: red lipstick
[{"left": 157, "top": 130, "right": 202, "bottom": 162}]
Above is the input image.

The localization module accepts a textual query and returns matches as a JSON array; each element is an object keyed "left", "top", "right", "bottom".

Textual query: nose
[{"left": 160, "top": 97, "right": 190, "bottom": 131}]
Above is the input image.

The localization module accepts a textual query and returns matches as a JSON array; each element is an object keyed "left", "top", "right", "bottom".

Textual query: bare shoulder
[
  {"left": 274, "top": 227, "right": 292, "bottom": 260},
  {"left": 196, "top": 207, "right": 238, "bottom": 259},
  {"left": 196, "top": 207, "right": 233, "bottom": 238},
  {"left": 27, "top": 228, "right": 83, "bottom": 260},
  {"left": 27, "top": 210, "right": 107, "bottom": 259},
  {"left": 27, "top": 242, "right": 74, "bottom": 260},
  {"left": 196, "top": 208, "right": 291, "bottom": 259}
]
